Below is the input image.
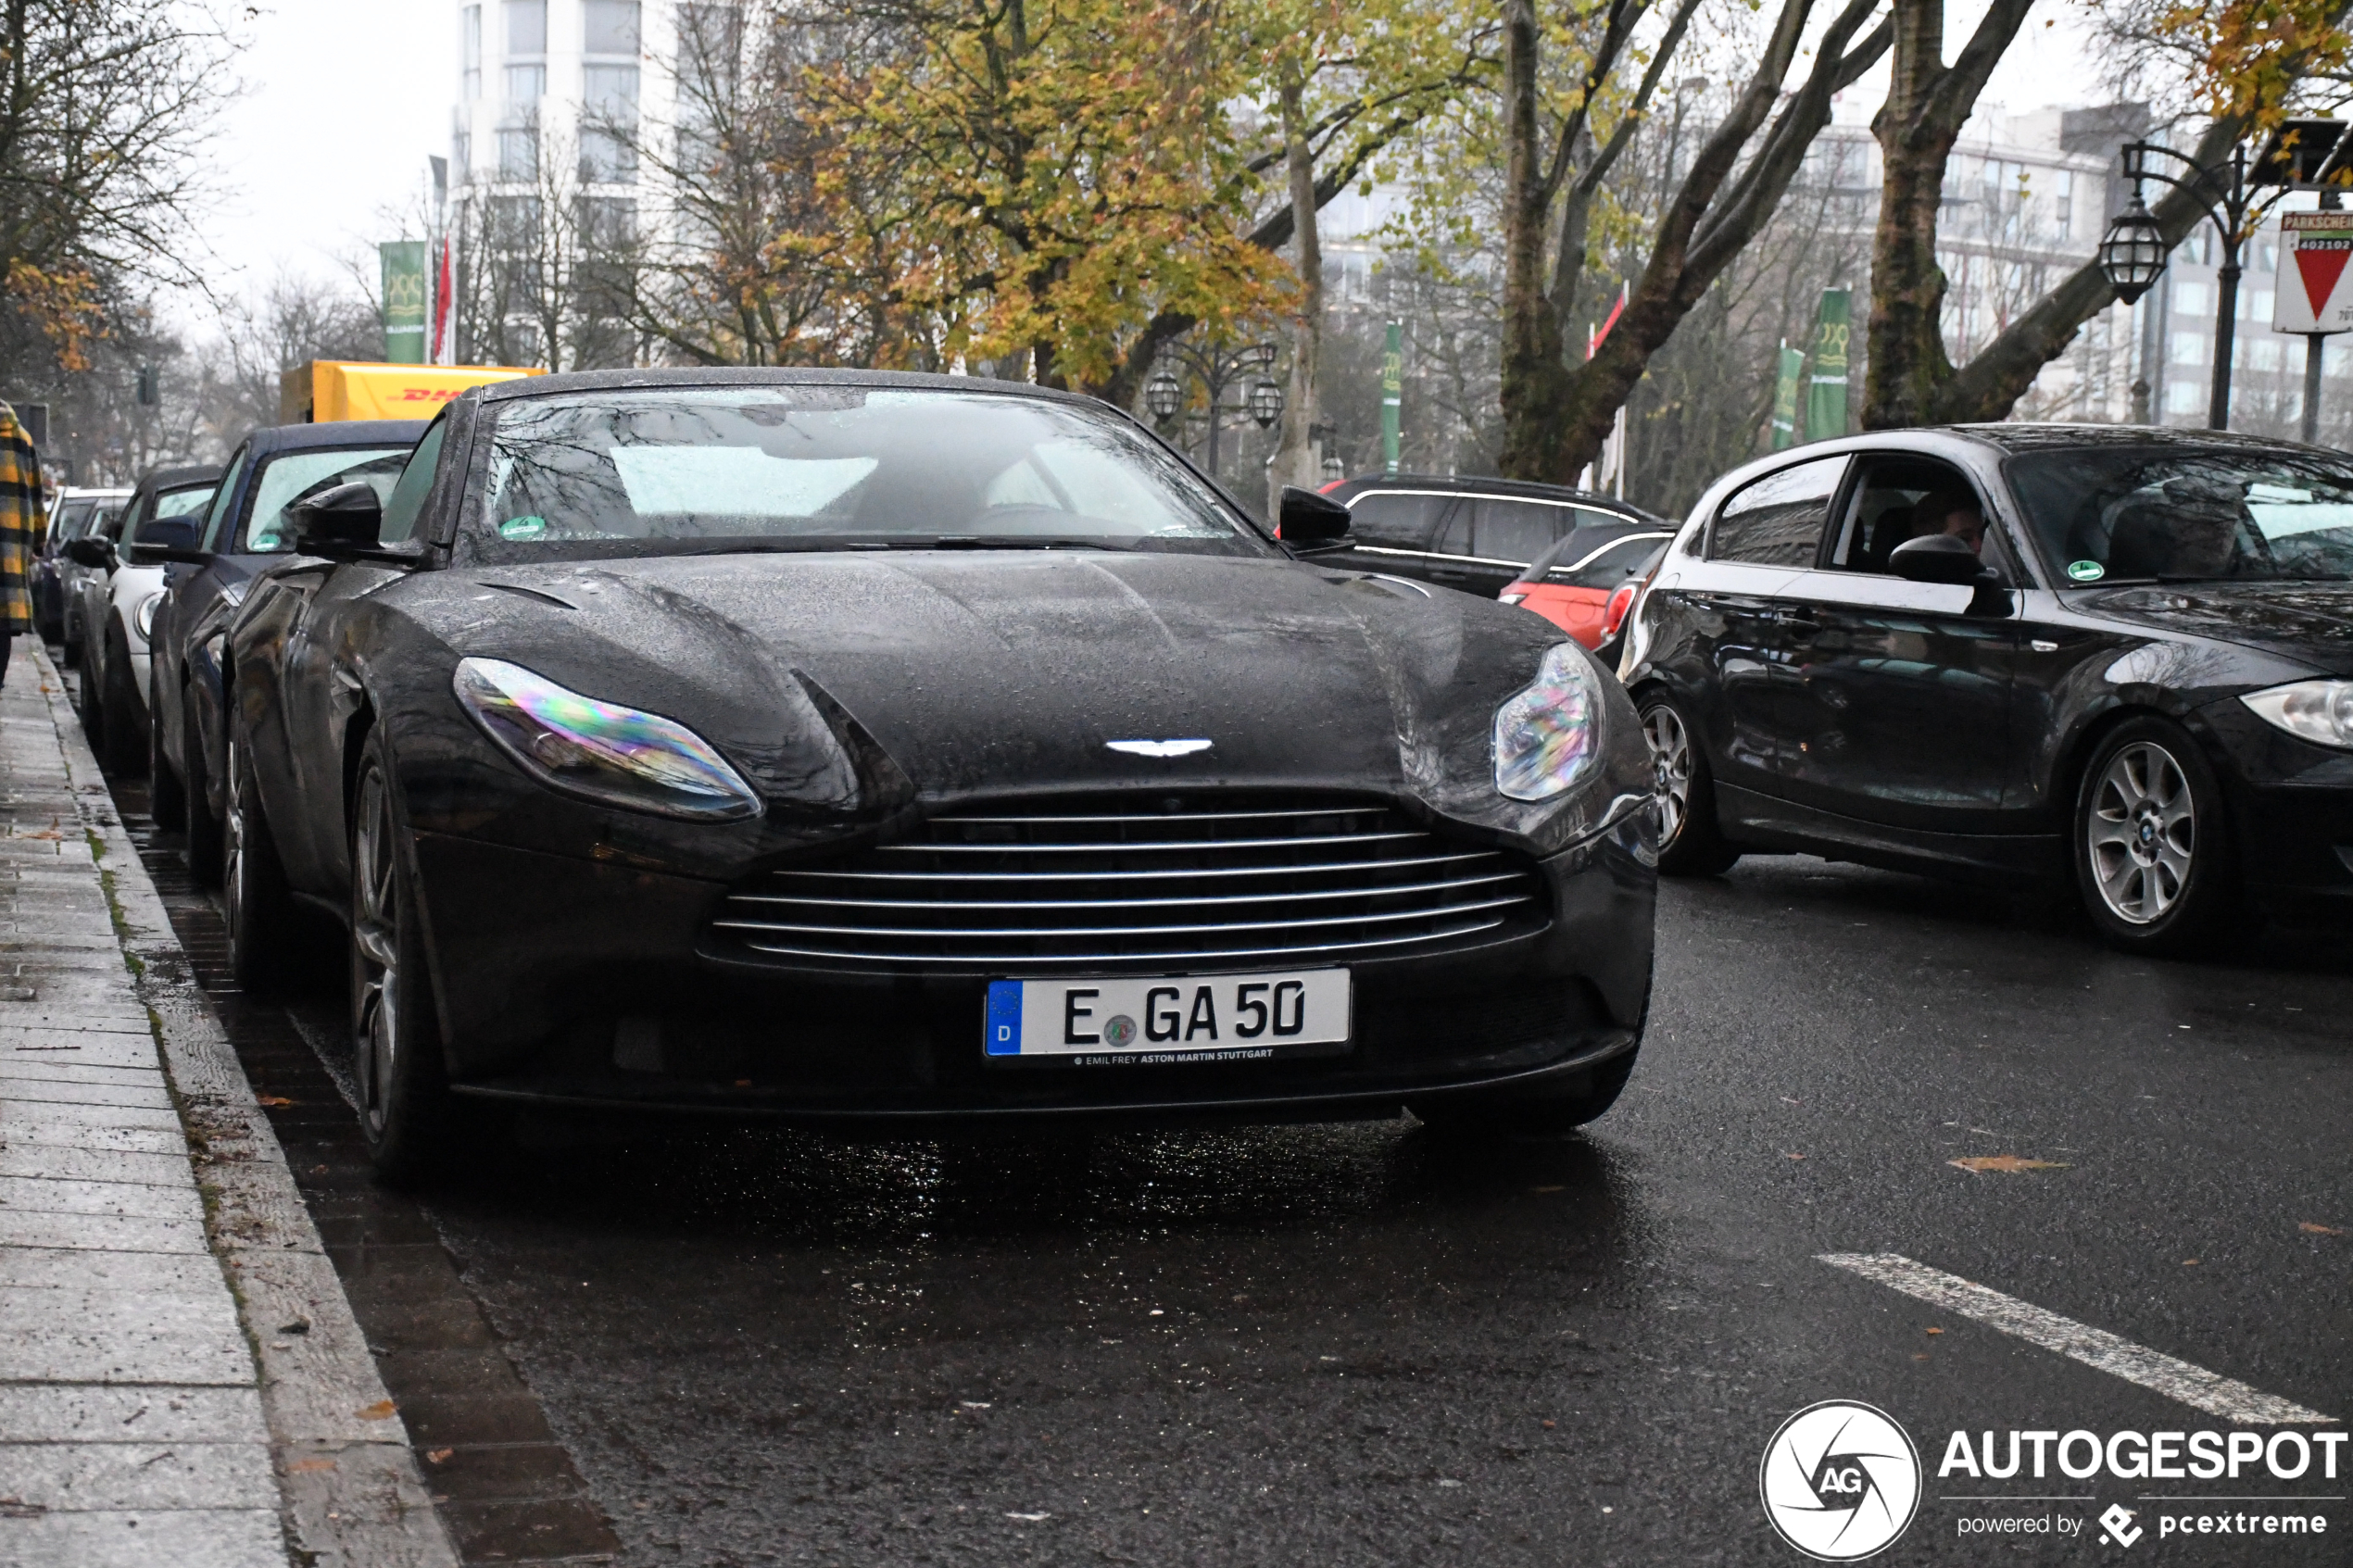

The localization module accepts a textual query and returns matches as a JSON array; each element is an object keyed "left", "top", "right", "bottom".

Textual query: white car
[
  {"left": 69, "top": 467, "right": 220, "bottom": 771},
  {"left": 50, "top": 488, "right": 131, "bottom": 662}
]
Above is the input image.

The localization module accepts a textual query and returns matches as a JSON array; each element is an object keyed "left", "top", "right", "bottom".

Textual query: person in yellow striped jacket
[{"left": 0, "top": 402, "right": 45, "bottom": 690}]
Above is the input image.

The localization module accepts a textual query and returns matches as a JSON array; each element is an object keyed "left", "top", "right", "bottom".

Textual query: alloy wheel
[
  {"left": 2087, "top": 740, "right": 2196, "bottom": 925},
  {"left": 223, "top": 736, "right": 249, "bottom": 951},
  {"left": 1642, "top": 704, "right": 1693, "bottom": 847},
  {"left": 351, "top": 768, "right": 401, "bottom": 1138}
]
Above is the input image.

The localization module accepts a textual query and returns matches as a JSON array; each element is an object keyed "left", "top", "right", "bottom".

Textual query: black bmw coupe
[
  {"left": 1621, "top": 425, "right": 2353, "bottom": 952},
  {"left": 220, "top": 370, "right": 1657, "bottom": 1173}
]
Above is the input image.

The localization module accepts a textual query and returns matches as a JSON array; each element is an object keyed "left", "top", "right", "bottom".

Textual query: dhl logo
[{"left": 395, "top": 388, "right": 466, "bottom": 402}]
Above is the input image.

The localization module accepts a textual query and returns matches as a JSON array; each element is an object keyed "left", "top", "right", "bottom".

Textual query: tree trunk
[
  {"left": 1858, "top": 0, "right": 2039, "bottom": 428},
  {"left": 1269, "top": 66, "right": 1324, "bottom": 516},
  {"left": 1497, "top": 0, "right": 1573, "bottom": 481},
  {"left": 1862, "top": 0, "right": 1959, "bottom": 428}
]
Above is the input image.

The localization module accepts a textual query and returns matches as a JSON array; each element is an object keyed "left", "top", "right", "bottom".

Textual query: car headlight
[
  {"left": 133, "top": 591, "right": 164, "bottom": 644},
  {"left": 2240, "top": 679, "right": 2353, "bottom": 750},
  {"left": 451, "top": 657, "right": 763, "bottom": 821},
  {"left": 1492, "top": 642, "right": 1604, "bottom": 801}
]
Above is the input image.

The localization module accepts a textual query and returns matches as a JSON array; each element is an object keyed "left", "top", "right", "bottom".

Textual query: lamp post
[
  {"left": 2099, "top": 141, "right": 2276, "bottom": 431},
  {"left": 1144, "top": 337, "right": 1282, "bottom": 483}
]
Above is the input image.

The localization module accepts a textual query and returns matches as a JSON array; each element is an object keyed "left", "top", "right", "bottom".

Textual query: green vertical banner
[
  {"left": 1380, "top": 320, "right": 1403, "bottom": 475},
  {"left": 1769, "top": 345, "right": 1805, "bottom": 449},
  {"left": 381, "top": 241, "right": 429, "bottom": 364},
  {"left": 1802, "top": 288, "right": 1851, "bottom": 443}
]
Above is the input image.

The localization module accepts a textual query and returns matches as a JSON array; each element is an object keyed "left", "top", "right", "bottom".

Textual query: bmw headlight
[
  {"left": 132, "top": 591, "right": 164, "bottom": 644},
  {"left": 452, "top": 657, "right": 763, "bottom": 821},
  {"left": 2241, "top": 679, "right": 2353, "bottom": 750},
  {"left": 1492, "top": 642, "right": 1604, "bottom": 801}
]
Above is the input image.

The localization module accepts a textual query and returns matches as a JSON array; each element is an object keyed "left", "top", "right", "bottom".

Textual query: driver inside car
[{"left": 1915, "top": 488, "right": 1987, "bottom": 556}]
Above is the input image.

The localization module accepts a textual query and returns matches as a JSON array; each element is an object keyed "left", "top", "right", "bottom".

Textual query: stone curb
[{"left": 31, "top": 646, "right": 460, "bottom": 1568}]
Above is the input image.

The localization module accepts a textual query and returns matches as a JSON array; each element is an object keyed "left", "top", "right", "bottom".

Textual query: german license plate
[{"left": 984, "top": 969, "right": 1352, "bottom": 1065}]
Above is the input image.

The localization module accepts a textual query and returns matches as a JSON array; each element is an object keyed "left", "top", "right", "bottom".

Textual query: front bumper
[
  {"left": 2199, "top": 698, "right": 2353, "bottom": 920},
  {"left": 409, "top": 812, "right": 1656, "bottom": 1123}
]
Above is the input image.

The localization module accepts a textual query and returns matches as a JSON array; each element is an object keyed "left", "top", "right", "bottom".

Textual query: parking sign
[{"left": 2273, "top": 211, "right": 2353, "bottom": 332}]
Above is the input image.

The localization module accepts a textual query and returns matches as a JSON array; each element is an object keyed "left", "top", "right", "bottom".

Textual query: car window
[
  {"left": 379, "top": 420, "right": 448, "bottom": 544},
  {"left": 1341, "top": 491, "right": 1449, "bottom": 550},
  {"left": 1827, "top": 458, "right": 1984, "bottom": 574},
  {"left": 1549, "top": 533, "right": 1671, "bottom": 590},
  {"left": 156, "top": 483, "right": 217, "bottom": 521},
  {"left": 1710, "top": 457, "right": 1845, "bottom": 566},
  {"left": 478, "top": 387, "right": 1265, "bottom": 559},
  {"left": 1457, "top": 497, "right": 1575, "bottom": 564},
  {"left": 51, "top": 498, "right": 96, "bottom": 543},
  {"left": 92, "top": 504, "right": 128, "bottom": 543},
  {"left": 2009, "top": 445, "right": 2353, "bottom": 583},
  {"left": 239, "top": 447, "right": 412, "bottom": 554},
  {"left": 201, "top": 447, "right": 253, "bottom": 552}
]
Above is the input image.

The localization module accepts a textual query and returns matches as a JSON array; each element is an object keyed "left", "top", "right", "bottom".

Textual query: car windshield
[
  {"left": 474, "top": 385, "right": 1266, "bottom": 558},
  {"left": 2009, "top": 445, "right": 2353, "bottom": 584},
  {"left": 1521, "top": 528, "right": 1672, "bottom": 589},
  {"left": 239, "top": 448, "right": 412, "bottom": 554}
]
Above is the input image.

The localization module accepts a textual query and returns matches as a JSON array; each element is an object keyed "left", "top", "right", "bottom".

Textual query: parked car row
[{"left": 57, "top": 384, "right": 2353, "bottom": 1176}]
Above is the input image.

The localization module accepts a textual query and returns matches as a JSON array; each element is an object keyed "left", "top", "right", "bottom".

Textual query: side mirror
[
  {"left": 125, "top": 514, "right": 209, "bottom": 566},
  {"left": 286, "top": 481, "right": 384, "bottom": 559},
  {"left": 1276, "top": 486, "right": 1352, "bottom": 551},
  {"left": 65, "top": 536, "right": 115, "bottom": 569},
  {"left": 1889, "top": 533, "right": 1993, "bottom": 587}
]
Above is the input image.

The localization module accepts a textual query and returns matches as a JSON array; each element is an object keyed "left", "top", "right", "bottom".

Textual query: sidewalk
[{"left": 0, "top": 643, "right": 458, "bottom": 1568}]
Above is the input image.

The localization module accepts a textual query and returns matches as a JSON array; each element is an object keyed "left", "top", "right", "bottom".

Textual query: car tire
[
  {"left": 2072, "top": 717, "right": 2238, "bottom": 957},
  {"left": 100, "top": 629, "right": 145, "bottom": 775},
  {"left": 224, "top": 724, "right": 305, "bottom": 996},
  {"left": 1638, "top": 693, "right": 1741, "bottom": 876},
  {"left": 77, "top": 641, "right": 107, "bottom": 752},
  {"left": 1412, "top": 1050, "right": 1640, "bottom": 1136},
  {"left": 183, "top": 690, "right": 224, "bottom": 885},
  {"left": 147, "top": 671, "right": 188, "bottom": 832},
  {"left": 350, "top": 728, "right": 468, "bottom": 1182}
]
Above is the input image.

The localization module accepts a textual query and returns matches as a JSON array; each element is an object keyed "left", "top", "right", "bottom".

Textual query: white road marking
[{"left": 1818, "top": 1253, "right": 2336, "bottom": 1425}]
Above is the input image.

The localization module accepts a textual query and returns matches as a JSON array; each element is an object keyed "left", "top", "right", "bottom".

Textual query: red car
[{"left": 1499, "top": 525, "right": 1673, "bottom": 666}]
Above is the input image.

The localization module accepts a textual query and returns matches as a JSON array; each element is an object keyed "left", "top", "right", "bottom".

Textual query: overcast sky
[{"left": 184, "top": 0, "right": 2103, "bottom": 325}]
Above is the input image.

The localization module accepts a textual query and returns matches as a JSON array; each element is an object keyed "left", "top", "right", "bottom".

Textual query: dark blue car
[{"left": 147, "top": 420, "right": 423, "bottom": 879}]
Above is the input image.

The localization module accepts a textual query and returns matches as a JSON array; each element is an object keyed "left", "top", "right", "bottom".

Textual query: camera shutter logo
[{"left": 1759, "top": 1400, "right": 1921, "bottom": 1560}]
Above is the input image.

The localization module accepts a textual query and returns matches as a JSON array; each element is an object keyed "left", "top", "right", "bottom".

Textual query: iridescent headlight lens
[
  {"left": 452, "top": 657, "right": 762, "bottom": 821},
  {"left": 2241, "top": 679, "right": 2353, "bottom": 750},
  {"left": 1492, "top": 643, "right": 1603, "bottom": 801}
]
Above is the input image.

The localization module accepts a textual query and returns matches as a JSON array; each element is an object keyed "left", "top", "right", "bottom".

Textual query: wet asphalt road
[{"left": 294, "top": 856, "right": 2352, "bottom": 1566}]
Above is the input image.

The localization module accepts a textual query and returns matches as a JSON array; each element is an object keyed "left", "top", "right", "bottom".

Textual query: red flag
[{"left": 431, "top": 238, "right": 454, "bottom": 363}]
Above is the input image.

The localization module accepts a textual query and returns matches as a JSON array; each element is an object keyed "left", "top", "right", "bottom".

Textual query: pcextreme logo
[{"left": 1760, "top": 1400, "right": 1923, "bottom": 1561}]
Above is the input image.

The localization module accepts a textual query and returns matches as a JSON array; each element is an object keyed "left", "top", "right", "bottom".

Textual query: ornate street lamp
[
  {"left": 2099, "top": 139, "right": 2287, "bottom": 431},
  {"left": 1144, "top": 367, "right": 1182, "bottom": 424},
  {"left": 1321, "top": 452, "right": 1346, "bottom": 483},
  {"left": 1247, "top": 375, "right": 1284, "bottom": 430},
  {"left": 2096, "top": 193, "right": 2168, "bottom": 307}
]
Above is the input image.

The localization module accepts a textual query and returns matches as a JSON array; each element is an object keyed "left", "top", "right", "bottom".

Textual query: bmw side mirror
[
  {"left": 1277, "top": 486, "right": 1352, "bottom": 552},
  {"left": 65, "top": 536, "right": 115, "bottom": 569},
  {"left": 125, "top": 514, "right": 211, "bottom": 567},
  {"left": 1889, "top": 533, "right": 1993, "bottom": 587},
  {"left": 286, "top": 481, "right": 385, "bottom": 560}
]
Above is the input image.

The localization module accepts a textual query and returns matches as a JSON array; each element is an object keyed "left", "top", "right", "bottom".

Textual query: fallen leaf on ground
[
  {"left": 425, "top": 1449, "right": 453, "bottom": 1464},
  {"left": 1786, "top": 1152, "right": 1806, "bottom": 1160},
  {"left": 1949, "top": 1155, "right": 2069, "bottom": 1173},
  {"left": 355, "top": 1400, "right": 396, "bottom": 1421},
  {"left": 2299, "top": 1222, "right": 2345, "bottom": 1236},
  {"left": 286, "top": 1458, "right": 336, "bottom": 1474},
  {"left": 1924, "top": 1327, "right": 1944, "bottom": 1336},
  {"left": 2183, "top": 1259, "right": 2199, "bottom": 1266},
  {"left": 256, "top": 1096, "right": 295, "bottom": 1108},
  {"left": 1529, "top": 1185, "right": 1565, "bottom": 1193}
]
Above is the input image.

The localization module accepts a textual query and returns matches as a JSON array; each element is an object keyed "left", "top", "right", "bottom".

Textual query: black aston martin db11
[
  {"left": 1622, "top": 425, "right": 2353, "bottom": 952},
  {"left": 221, "top": 370, "right": 1657, "bottom": 1174}
]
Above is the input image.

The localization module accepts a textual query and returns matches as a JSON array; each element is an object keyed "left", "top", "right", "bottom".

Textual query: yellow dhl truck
[{"left": 279, "top": 360, "right": 543, "bottom": 424}]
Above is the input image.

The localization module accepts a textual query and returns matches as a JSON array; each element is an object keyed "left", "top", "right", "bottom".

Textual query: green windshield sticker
[
  {"left": 499, "top": 515, "right": 548, "bottom": 541},
  {"left": 2067, "top": 559, "right": 2106, "bottom": 582}
]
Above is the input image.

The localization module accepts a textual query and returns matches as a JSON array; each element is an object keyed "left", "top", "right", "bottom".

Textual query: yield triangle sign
[{"left": 2295, "top": 244, "right": 2351, "bottom": 317}]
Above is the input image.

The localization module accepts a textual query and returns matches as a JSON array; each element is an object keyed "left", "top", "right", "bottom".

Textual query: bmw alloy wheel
[
  {"left": 223, "top": 735, "right": 249, "bottom": 947},
  {"left": 1642, "top": 702, "right": 1693, "bottom": 847},
  {"left": 351, "top": 767, "right": 400, "bottom": 1139},
  {"left": 2086, "top": 740, "right": 2195, "bottom": 925}
]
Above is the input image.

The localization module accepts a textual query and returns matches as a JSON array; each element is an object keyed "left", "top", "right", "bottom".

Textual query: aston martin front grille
[{"left": 707, "top": 796, "right": 1545, "bottom": 972}]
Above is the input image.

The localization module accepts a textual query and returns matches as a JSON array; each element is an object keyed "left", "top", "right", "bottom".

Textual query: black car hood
[
  {"left": 2075, "top": 581, "right": 2353, "bottom": 676},
  {"left": 383, "top": 549, "right": 1631, "bottom": 849}
]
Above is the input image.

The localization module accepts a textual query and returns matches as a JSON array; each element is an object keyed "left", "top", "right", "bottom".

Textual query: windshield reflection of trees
[
  {"left": 2015, "top": 449, "right": 2353, "bottom": 583},
  {"left": 483, "top": 393, "right": 1255, "bottom": 555}
]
